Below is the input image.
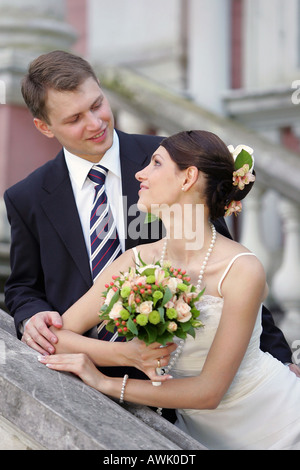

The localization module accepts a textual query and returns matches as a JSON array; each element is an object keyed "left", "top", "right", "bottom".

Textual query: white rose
[
  {"left": 166, "top": 277, "right": 183, "bottom": 294},
  {"left": 109, "top": 301, "right": 124, "bottom": 320},
  {"left": 165, "top": 300, "right": 175, "bottom": 309},
  {"left": 167, "top": 321, "right": 178, "bottom": 332},
  {"left": 175, "top": 299, "right": 192, "bottom": 323},
  {"left": 136, "top": 300, "right": 153, "bottom": 315}
]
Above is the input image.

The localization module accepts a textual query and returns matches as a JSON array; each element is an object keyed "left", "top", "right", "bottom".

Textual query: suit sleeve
[
  {"left": 260, "top": 305, "right": 292, "bottom": 363},
  {"left": 4, "top": 190, "right": 54, "bottom": 337}
]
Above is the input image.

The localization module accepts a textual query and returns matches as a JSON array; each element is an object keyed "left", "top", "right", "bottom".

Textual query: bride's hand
[
  {"left": 38, "top": 353, "right": 106, "bottom": 391},
  {"left": 288, "top": 363, "right": 300, "bottom": 377},
  {"left": 123, "top": 338, "right": 177, "bottom": 381}
]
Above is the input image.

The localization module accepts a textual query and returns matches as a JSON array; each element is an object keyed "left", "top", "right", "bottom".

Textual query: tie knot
[{"left": 88, "top": 165, "right": 107, "bottom": 186}]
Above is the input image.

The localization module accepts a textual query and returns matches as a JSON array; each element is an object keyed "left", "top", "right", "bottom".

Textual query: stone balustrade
[{"left": 0, "top": 309, "right": 205, "bottom": 450}]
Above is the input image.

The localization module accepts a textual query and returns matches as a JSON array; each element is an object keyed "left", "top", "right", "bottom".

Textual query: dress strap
[{"left": 218, "top": 252, "right": 257, "bottom": 297}]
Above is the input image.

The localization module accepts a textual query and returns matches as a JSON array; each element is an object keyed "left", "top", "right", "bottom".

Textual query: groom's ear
[{"left": 33, "top": 118, "right": 55, "bottom": 139}]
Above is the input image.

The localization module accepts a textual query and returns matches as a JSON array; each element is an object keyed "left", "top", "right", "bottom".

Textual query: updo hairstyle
[{"left": 160, "top": 130, "right": 255, "bottom": 220}]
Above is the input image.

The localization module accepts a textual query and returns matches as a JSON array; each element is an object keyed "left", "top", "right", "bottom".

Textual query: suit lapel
[{"left": 40, "top": 151, "right": 92, "bottom": 287}]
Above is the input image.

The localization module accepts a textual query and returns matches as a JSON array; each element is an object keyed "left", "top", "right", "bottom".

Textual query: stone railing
[
  {"left": 98, "top": 65, "right": 300, "bottom": 347},
  {"left": 0, "top": 309, "right": 205, "bottom": 450},
  {"left": 0, "top": 242, "right": 10, "bottom": 313}
]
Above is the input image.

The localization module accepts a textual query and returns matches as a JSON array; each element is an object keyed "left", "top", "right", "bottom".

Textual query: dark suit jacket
[{"left": 4, "top": 130, "right": 292, "bottom": 366}]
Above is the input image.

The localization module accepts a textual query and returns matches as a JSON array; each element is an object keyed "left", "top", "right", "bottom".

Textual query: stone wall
[{"left": 0, "top": 309, "right": 205, "bottom": 450}]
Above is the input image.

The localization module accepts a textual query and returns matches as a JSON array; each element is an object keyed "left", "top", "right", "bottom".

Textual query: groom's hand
[{"left": 21, "top": 311, "right": 63, "bottom": 355}]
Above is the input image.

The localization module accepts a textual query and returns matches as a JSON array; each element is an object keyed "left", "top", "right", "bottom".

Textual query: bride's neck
[{"left": 164, "top": 221, "right": 213, "bottom": 266}]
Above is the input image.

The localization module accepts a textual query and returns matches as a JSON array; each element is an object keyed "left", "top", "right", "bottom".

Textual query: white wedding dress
[{"left": 171, "top": 253, "right": 300, "bottom": 450}]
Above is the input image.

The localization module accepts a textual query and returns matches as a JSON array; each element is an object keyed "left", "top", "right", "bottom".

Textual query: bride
[{"left": 38, "top": 130, "right": 300, "bottom": 450}]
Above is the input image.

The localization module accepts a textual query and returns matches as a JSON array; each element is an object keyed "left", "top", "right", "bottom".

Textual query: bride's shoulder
[
  {"left": 216, "top": 236, "right": 265, "bottom": 273},
  {"left": 215, "top": 239, "right": 267, "bottom": 298}
]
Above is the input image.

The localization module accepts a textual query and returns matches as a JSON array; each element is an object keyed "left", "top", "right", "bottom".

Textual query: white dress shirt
[{"left": 64, "top": 131, "right": 126, "bottom": 272}]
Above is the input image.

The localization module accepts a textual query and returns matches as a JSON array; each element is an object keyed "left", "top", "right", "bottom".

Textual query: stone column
[
  {"left": 239, "top": 184, "right": 270, "bottom": 272},
  {"left": 272, "top": 199, "right": 300, "bottom": 345},
  {"left": 0, "top": 0, "right": 77, "bottom": 239}
]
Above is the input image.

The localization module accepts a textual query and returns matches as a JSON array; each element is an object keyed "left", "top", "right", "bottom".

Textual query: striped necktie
[{"left": 88, "top": 165, "right": 123, "bottom": 341}]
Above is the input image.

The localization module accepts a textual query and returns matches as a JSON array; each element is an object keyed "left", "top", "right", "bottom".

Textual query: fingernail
[{"left": 37, "top": 355, "right": 46, "bottom": 362}]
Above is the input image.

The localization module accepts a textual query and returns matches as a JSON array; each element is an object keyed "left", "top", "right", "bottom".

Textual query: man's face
[{"left": 34, "top": 77, "right": 115, "bottom": 162}]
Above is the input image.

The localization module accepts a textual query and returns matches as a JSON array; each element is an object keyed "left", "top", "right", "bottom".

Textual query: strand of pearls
[
  {"left": 156, "top": 223, "right": 217, "bottom": 415},
  {"left": 160, "top": 222, "right": 217, "bottom": 290},
  {"left": 196, "top": 223, "right": 217, "bottom": 291}
]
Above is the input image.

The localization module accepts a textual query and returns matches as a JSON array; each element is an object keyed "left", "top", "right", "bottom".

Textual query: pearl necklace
[
  {"left": 156, "top": 223, "right": 217, "bottom": 415},
  {"left": 160, "top": 222, "right": 217, "bottom": 290}
]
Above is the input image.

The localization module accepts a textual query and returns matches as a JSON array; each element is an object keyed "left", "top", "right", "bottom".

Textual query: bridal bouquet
[{"left": 99, "top": 255, "right": 204, "bottom": 346}]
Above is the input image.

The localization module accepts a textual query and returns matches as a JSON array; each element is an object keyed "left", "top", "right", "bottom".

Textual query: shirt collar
[{"left": 64, "top": 130, "right": 120, "bottom": 189}]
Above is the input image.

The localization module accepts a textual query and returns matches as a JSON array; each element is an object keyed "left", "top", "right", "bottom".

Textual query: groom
[{"left": 4, "top": 50, "right": 297, "bottom": 375}]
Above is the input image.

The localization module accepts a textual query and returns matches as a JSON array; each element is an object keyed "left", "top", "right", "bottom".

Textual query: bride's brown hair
[{"left": 160, "top": 130, "right": 255, "bottom": 220}]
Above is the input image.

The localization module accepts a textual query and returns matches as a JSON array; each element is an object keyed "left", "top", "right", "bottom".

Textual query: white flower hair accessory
[
  {"left": 227, "top": 144, "right": 255, "bottom": 190},
  {"left": 225, "top": 144, "right": 256, "bottom": 217},
  {"left": 227, "top": 144, "right": 255, "bottom": 173}
]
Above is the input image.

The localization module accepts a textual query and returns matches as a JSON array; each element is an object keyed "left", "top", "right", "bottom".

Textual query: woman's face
[{"left": 135, "top": 146, "right": 184, "bottom": 214}]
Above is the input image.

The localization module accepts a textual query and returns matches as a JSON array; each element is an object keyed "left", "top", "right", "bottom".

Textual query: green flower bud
[
  {"left": 192, "top": 320, "right": 203, "bottom": 328},
  {"left": 153, "top": 290, "right": 163, "bottom": 300},
  {"left": 146, "top": 275, "right": 156, "bottom": 284},
  {"left": 120, "top": 286, "right": 131, "bottom": 298},
  {"left": 177, "top": 283, "right": 188, "bottom": 292},
  {"left": 136, "top": 314, "right": 148, "bottom": 326},
  {"left": 148, "top": 310, "right": 160, "bottom": 325},
  {"left": 120, "top": 309, "right": 130, "bottom": 320},
  {"left": 166, "top": 308, "right": 177, "bottom": 320}
]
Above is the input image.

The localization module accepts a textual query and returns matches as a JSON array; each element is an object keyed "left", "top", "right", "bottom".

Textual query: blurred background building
[{"left": 0, "top": 0, "right": 300, "bottom": 348}]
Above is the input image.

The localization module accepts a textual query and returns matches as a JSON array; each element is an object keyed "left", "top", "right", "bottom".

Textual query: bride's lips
[
  {"left": 138, "top": 184, "right": 148, "bottom": 194},
  {"left": 88, "top": 128, "right": 107, "bottom": 143}
]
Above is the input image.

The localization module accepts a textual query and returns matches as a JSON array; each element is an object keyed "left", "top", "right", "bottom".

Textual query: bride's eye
[{"left": 154, "top": 158, "right": 161, "bottom": 166}]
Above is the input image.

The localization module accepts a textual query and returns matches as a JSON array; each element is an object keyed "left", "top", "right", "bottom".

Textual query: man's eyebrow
[
  {"left": 61, "top": 111, "right": 80, "bottom": 123},
  {"left": 62, "top": 95, "right": 103, "bottom": 122}
]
